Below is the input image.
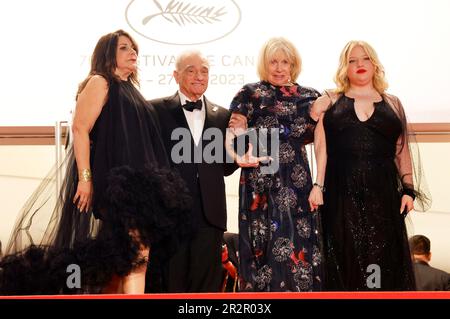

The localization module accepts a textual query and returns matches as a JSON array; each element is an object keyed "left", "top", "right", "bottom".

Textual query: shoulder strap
[{"left": 323, "top": 89, "right": 341, "bottom": 106}]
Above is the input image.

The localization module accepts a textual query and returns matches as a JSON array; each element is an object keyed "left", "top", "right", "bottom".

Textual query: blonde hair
[
  {"left": 334, "top": 40, "right": 388, "bottom": 94},
  {"left": 257, "top": 37, "right": 302, "bottom": 82}
]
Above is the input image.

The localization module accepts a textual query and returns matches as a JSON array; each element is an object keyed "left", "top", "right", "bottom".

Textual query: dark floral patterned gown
[{"left": 230, "top": 81, "right": 322, "bottom": 291}]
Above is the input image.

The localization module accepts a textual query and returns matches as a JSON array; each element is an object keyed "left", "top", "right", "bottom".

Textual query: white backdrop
[{"left": 1, "top": 0, "right": 450, "bottom": 125}]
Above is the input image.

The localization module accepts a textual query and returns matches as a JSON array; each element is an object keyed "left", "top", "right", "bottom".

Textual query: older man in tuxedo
[{"left": 149, "top": 50, "right": 237, "bottom": 292}]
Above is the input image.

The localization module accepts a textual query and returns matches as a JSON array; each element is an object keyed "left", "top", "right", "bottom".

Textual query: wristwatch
[{"left": 313, "top": 182, "right": 325, "bottom": 193}]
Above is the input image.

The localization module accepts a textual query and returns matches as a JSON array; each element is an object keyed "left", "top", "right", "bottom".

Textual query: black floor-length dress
[
  {"left": 321, "top": 94, "right": 416, "bottom": 291},
  {"left": 0, "top": 78, "right": 191, "bottom": 294}
]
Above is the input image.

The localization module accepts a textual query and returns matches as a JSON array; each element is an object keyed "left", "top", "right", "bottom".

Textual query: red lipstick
[{"left": 356, "top": 69, "right": 366, "bottom": 74}]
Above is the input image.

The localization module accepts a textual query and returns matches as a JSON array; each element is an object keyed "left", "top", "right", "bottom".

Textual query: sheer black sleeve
[{"left": 385, "top": 94, "right": 432, "bottom": 212}]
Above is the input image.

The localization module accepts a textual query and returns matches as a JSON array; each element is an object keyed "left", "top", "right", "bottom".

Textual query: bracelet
[
  {"left": 79, "top": 168, "right": 92, "bottom": 182},
  {"left": 402, "top": 188, "right": 416, "bottom": 201},
  {"left": 313, "top": 182, "right": 325, "bottom": 193}
]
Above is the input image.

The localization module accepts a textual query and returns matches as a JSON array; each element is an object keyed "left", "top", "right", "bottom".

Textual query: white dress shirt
[{"left": 178, "top": 91, "right": 206, "bottom": 146}]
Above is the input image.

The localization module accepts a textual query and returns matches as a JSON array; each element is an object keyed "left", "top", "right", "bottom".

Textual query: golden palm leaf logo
[
  {"left": 142, "top": 0, "right": 227, "bottom": 26},
  {"left": 126, "top": 0, "right": 241, "bottom": 45}
]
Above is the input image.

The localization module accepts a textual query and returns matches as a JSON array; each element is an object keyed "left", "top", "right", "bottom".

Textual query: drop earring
[{"left": 286, "top": 77, "right": 293, "bottom": 86}]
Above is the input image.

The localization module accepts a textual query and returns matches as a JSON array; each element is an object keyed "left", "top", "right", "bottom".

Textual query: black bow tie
[{"left": 182, "top": 100, "right": 202, "bottom": 112}]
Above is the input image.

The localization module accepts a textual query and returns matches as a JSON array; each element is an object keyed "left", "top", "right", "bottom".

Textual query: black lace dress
[
  {"left": 0, "top": 79, "right": 191, "bottom": 295},
  {"left": 321, "top": 94, "right": 416, "bottom": 291}
]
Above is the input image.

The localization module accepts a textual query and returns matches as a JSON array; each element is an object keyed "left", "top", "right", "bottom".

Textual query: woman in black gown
[
  {"left": 0, "top": 30, "right": 190, "bottom": 294},
  {"left": 309, "top": 40, "right": 431, "bottom": 291}
]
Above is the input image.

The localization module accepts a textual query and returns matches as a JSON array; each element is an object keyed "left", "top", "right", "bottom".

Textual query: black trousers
[
  {"left": 166, "top": 225, "right": 223, "bottom": 292},
  {"left": 165, "top": 173, "right": 224, "bottom": 292}
]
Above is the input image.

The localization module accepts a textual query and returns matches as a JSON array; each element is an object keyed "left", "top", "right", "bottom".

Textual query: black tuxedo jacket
[{"left": 150, "top": 93, "right": 237, "bottom": 231}]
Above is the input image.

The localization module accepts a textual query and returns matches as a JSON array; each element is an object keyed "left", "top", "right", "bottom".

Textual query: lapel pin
[{"left": 212, "top": 106, "right": 218, "bottom": 112}]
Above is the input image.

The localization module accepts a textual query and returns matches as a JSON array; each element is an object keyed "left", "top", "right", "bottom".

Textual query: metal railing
[{"left": 54, "top": 121, "right": 70, "bottom": 192}]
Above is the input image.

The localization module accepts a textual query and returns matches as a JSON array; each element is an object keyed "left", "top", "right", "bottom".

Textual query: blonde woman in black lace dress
[{"left": 309, "top": 40, "right": 431, "bottom": 291}]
